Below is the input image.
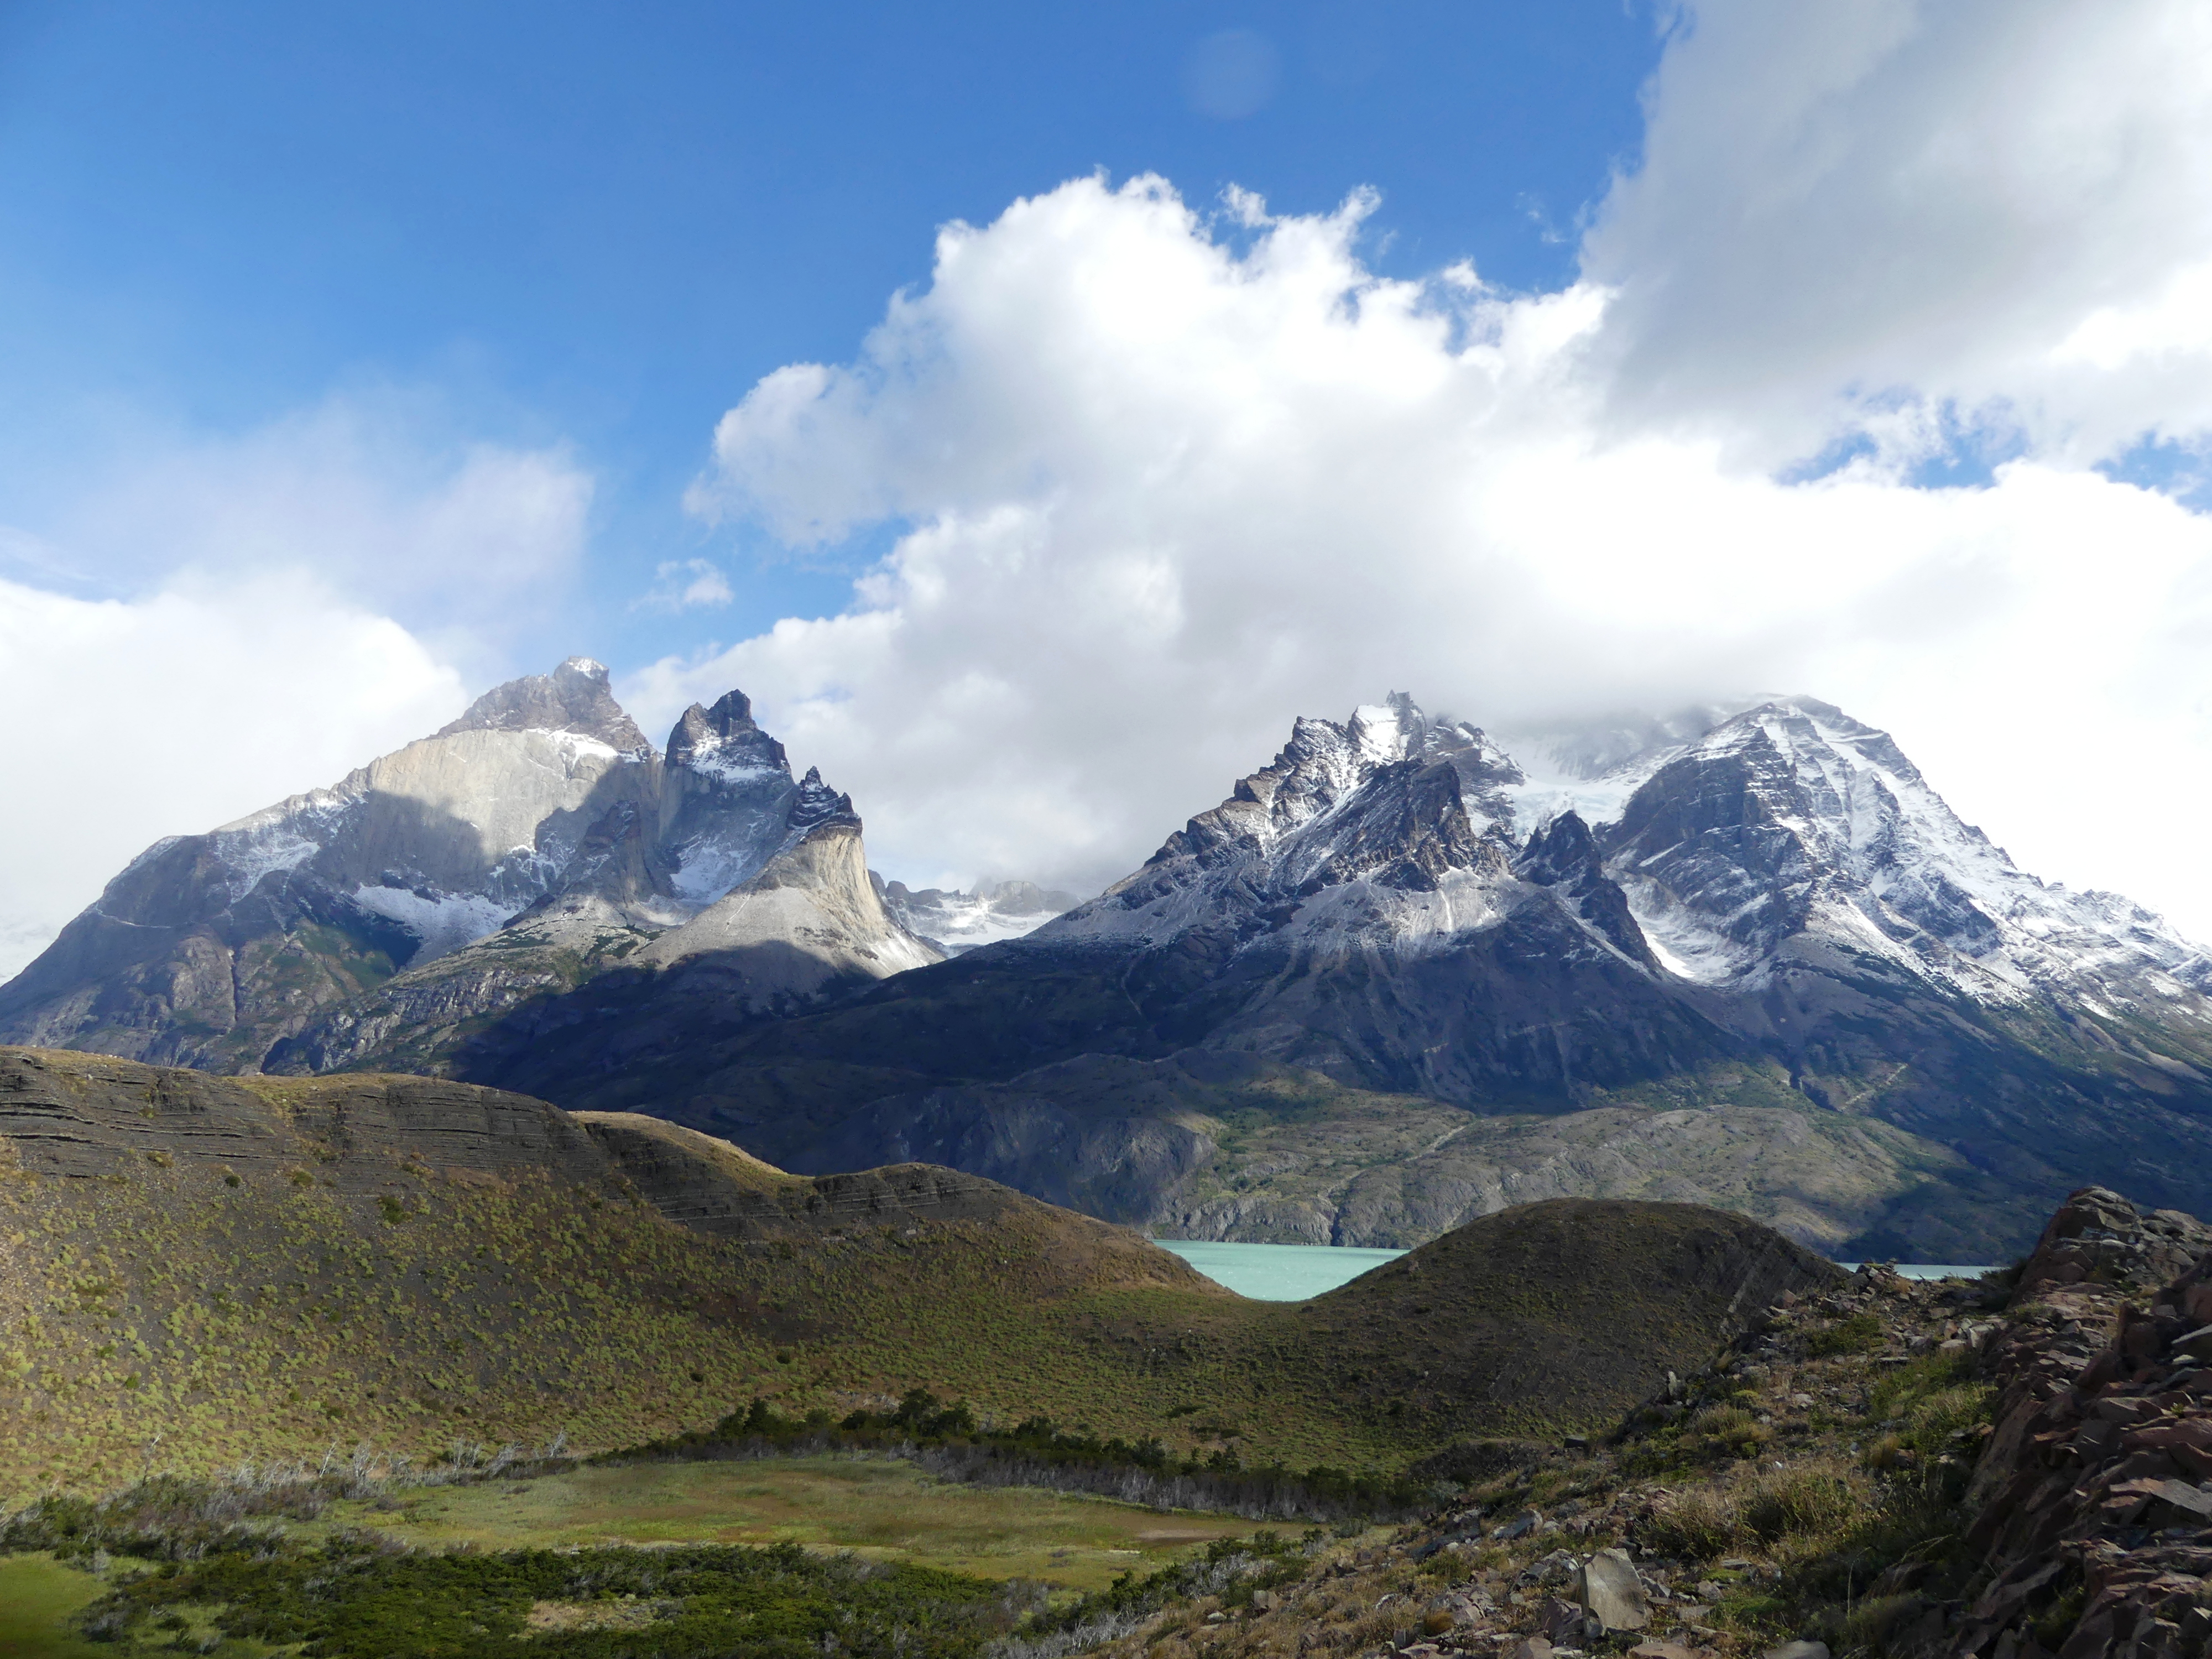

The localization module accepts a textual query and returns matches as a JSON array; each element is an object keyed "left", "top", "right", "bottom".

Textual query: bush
[
  {"left": 1642, "top": 1493, "right": 1740, "bottom": 1560},
  {"left": 1805, "top": 1312, "right": 1885, "bottom": 1357},
  {"left": 1740, "top": 1469, "right": 1856, "bottom": 1548},
  {"left": 1687, "top": 1404, "right": 1771, "bottom": 1462},
  {"left": 1835, "top": 1592, "right": 1927, "bottom": 1652}
]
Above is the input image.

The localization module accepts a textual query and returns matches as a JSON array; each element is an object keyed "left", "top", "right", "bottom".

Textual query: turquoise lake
[
  {"left": 1156, "top": 1240, "right": 1993, "bottom": 1302},
  {"left": 1154, "top": 1240, "right": 1405, "bottom": 1300}
]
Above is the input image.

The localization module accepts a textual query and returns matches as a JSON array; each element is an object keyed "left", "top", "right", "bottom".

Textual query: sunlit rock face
[{"left": 0, "top": 658, "right": 937, "bottom": 1071}]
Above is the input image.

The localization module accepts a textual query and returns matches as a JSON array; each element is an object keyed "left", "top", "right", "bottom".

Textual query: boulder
[
  {"left": 1541, "top": 1598, "right": 1600, "bottom": 1646},
  {"left": 1574, "top": 1548, "right": 1650, "bottom": 1632},
  {"left": 1762, "top": 1643, "right": 1830, "bottom": 1659}
]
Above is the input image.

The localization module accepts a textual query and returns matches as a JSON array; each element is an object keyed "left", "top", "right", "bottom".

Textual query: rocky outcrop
[
  {"left": 0, "top": 661, "right": 938, "bottom": 1073},
  {"left": 1953, "top": 1188, "right": 2212, "bottom": 1659}
]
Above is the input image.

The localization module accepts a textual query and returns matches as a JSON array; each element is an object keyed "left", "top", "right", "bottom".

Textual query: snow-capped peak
[{"left": 1046, "top": 689, "right": 2212, "bottom": 1026}]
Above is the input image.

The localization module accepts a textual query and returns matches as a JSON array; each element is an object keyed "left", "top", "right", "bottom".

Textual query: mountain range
[
  {"left": 9, "top": 667, "right": 2211, "bottom": 1259},
  {"left": 0, "top": 658, "right": 936, "bottom": 1073}
]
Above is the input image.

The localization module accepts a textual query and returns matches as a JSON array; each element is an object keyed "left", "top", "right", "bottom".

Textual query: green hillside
[{"left": 0, "top": 1046, "right": 1838, "bottom": 1496}]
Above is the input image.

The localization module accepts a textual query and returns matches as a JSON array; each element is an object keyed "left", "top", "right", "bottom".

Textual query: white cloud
[
  {"left": 56, "top": 396, "right": 594, "bottom": 657},
  {"left": 637, "top": 558, "right": 735, "bottom": 613},
  {"left": 654, "top": 0, "right": 2212, "bottom": 940},
  {"left": 1585, "top": 0, "right": 2212, "bottom": 469},
  {"left": 0, "top": 571, "right": 465, "bottom": 978}
]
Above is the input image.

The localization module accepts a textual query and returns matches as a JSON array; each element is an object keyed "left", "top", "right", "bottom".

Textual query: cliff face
[
  {"left": 1952, "top": 1189, "right": 2212, "bottom": 1659},
  {"left": 0, "top": 663, "right": 938, "bottom": 1073}
]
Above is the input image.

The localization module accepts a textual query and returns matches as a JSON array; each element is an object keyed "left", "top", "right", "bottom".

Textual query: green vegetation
[
  {"left": 1620, "top": 1349, "right": 1996, "bottom": 1651},
  {"left": 0, "top": 1047, "right": 1838, "bottom": 1496},
  {"left": 1, "top": 1459, "right": 1304, "bottom": 1658},
  {"left": 1803, "top": 1309, "right": 1885, "bottom": 1356},
  {"left": 633, "top": 1392, "right": 1427, "bottom": 1521},
  {"left": 81, "top": 1536, "right": 1014, "bottom": 1659},
  {"left": 0, "top": 1553, "right": 111, "bottom": 1658},
  {"left": 330, "top": 1457, "right": 1255, "bottom": 1590}
]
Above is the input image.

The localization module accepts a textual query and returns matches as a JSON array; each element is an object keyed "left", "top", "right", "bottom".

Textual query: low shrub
[
  {"left": 76, "top": 1536, "right": 1017, "bottom": 1659},
  {"left": 1804, "top": 1312, "right": 1885, "bottom": 1357},
  {"left": 1686, "top": 1404, "right": 1771, "bottom": 1462},
  {"left": 1740, "top": 1468, "right": 1856, "bottom": 1549},
  {"left": 1641, "top": 1492, "right": 1740, "bottom": 1560}
]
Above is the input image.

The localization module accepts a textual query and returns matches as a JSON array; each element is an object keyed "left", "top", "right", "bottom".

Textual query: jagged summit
[
  {"left": 666, "top": 687, "right": 786, "bottom": 779},
  {"left": 0, "top": 659, "right": 935, "bottom": 1072},
  {"left": 1051, "top": 691, "right": 2212, "bottom": 1016},
  {"left": 436, "top": 655, "right": 651, "bottom": 754}
]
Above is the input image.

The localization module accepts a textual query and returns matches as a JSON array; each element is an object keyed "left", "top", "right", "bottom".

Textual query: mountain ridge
[
  {"left": 0, "top": 1043, "right": 1840, "bottom": 1494},
  {"left": 421, "top": 691, "right": 2212, "bottom": 1258}
]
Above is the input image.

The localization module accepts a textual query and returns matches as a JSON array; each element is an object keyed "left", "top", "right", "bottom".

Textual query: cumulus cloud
[
  {"left": 0, "top": 572, "right": 465, "bottom": 977},
  {"left": 1585, "top": 0, "right": 2212, "bottom": 469},
  {"left": 654, "top": 0, "right": 2212, "bottom": 937}
]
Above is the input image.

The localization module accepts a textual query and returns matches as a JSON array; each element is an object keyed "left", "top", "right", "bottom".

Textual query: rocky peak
[
  {"left": 665, "top": 690, "right": 790, "bottom": 782},
  {"left": 435, "top": 656, "right": 652, "bottom": 756},
  {"left": 788, "top": 766, "right": 859, "bottom": 833},
  {"left": 0, "top": 660, "right": 897, "bottom": 1071}
]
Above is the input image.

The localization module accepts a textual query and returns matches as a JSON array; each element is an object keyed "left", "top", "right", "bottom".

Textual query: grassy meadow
[
  {"left": 0, "top": 1553, "right": 112, "bottom": 1659},
  {"left": 323, "top": 1456, "right": 1258, "bottom": 1590}
]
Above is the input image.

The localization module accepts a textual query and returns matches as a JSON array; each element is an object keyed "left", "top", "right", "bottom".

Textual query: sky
[{"left": 3, "top": 0, "right": 2211, "bottom": 974}]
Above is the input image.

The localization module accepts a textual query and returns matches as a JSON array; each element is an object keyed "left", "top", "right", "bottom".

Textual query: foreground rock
[
  {"left": 1954, "top": 1189, "right": 2212, "bottom": 1659},
  {"left": 1097, "top": 1188, "right": 2212, "bottom": 1659}
]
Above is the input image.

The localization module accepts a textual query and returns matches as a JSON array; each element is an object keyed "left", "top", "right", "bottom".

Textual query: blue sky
[
  {"left": 0, "top": 0, "right": 1657, "bottom": 664},
  {"left": 6, "top": 1, "right": 2212, "bottom": 970}
]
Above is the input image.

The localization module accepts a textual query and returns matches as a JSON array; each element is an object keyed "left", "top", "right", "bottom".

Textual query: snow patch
[
  {"left": 210, "top": 823, "right": 321, "bottom": 902},
  {"left": 351, "top": 885, "right": 517, "bottom": 964}
]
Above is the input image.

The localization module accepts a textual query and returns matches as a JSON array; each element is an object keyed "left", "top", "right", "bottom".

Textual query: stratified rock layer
[{"left": 1955, "top": 1188, "right": 2212, "bottom": 1659}]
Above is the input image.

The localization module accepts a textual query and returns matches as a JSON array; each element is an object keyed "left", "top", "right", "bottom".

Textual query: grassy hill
[{"left": 0, "top": 1046, "right": 1838, "bottom": 1496}]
